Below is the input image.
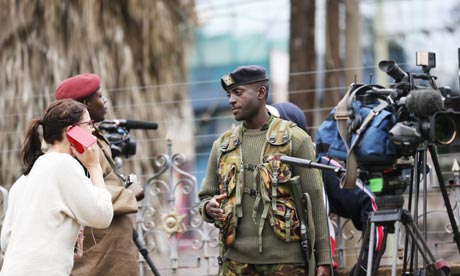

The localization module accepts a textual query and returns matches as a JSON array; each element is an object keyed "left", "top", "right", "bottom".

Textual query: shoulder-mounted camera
[{"left": 98, "top": 119, "right": 158, "bottom": 159}]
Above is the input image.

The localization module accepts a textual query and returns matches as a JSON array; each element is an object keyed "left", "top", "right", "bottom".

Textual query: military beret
[
  {"left": 55, "top": 73, "right": 101, "bottom": 100},
  {"left": 221, "top": 65, "right": 269, "bottom": 91}
]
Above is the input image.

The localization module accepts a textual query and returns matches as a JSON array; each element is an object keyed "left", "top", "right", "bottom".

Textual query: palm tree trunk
[
  {"left": 0, "top": 0, "right": 196, "bottom": 187},
  {"left": 322, "top": 0, "right": 341, "bottom": 120},
  {"left": 289, "top": 0, "right": 316, "bottom": 134}
]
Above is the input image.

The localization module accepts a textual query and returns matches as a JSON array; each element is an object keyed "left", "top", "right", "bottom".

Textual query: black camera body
[
  {"left": 105, "top": 128, "right": 137, "bottom": 158},
  {"left": 97, "top": 119, "right": 157, "bottom": 159},
  {"left": 373, "top": 52, "right": 460, "bottom": 157},
  {"left": 98, "top": 121, "right": 137, "bottom": 159}
]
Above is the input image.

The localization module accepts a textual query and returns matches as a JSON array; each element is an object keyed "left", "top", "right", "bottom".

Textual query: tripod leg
[
  {"left": 353, "top": 219, "right": 372, "bottom": 276},
  {"left": 428, "top": 144, "right": 460, "bottom": 253},
  {"left": 372, "top": 230, "right": 387, "bottom": 276},
  {"left": 392, "top": 221, "right": 401, "bottom": 276},
  {"left": 402, "top": 210, "right": 450, "bottom": 276},
  {"left": 366, "top": 222, "right": 376, "bottom": 276}
]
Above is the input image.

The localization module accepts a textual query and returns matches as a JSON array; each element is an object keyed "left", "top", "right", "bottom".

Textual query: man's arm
[
  {"left": 293, "top": 129, "right": 332, "bottom": 267},
  {"left": 104, "top": 171, "right": 138, "bottom": 215},
  {"left": 198, "top": 141, "right": 222, "bottom": 223}
]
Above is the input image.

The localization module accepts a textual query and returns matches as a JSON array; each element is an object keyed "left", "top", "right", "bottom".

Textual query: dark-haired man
[
  {"left": 55, "top": 73, "right": 142, "bottom": 276},
  {"left": 198, "top": 65, "right": 331, "bottom": 276}
]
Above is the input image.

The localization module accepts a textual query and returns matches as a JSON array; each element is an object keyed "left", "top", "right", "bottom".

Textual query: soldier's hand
[
  {"left": 316, "top": 265, "right": 331, "bottom": 276},
  {"left": 206, "top": 194, "right": 227, "bottom": 222},
  {"left": 128, "top": 182, "right": 145, "bottom": 201}
]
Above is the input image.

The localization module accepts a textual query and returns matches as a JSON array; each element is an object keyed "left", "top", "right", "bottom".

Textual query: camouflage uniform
[{"left": 222, "top": 259, "right": 305, "bottom": 276}]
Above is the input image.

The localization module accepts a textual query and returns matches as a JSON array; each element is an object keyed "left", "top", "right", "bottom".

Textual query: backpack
[{"left": 315, "top": 84, "right": 397, "bottom": 188}]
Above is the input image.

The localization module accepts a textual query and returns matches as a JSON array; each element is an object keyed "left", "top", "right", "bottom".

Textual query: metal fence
[
  {"left": 133, "top": 140, "right": 460, "bottom": 275},
  {"left": 0, "top": 142, "right": 459, "bottom": 276},
  {"left": 135, "top": 138, "right": 220, "bottom": 276}
]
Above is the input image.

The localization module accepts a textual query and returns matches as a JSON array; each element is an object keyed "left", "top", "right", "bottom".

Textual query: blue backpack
[{"left": 315, "top": 84, "right": 397, "bottom": 188}]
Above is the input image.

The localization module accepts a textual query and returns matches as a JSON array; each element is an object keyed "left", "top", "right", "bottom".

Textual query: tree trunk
[
  {"left": 0, "top": 0, "right": 195, "bottom": 188},
  {"left": 322, "top": 0, "right": 341, "bottom": 120},
  {"left": 289, "top": 0, "right": 316, "bottom": 134},
  {"left": 344, "top": 0, "right": 362, "bottom": 86},
  {"left": 373, "top": 0, "right": 389, "bottom": 86}
]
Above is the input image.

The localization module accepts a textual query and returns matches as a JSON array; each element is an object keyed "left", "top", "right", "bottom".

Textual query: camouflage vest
[{"left": 216, "top": 118, "right": 302, "bottom": 252}]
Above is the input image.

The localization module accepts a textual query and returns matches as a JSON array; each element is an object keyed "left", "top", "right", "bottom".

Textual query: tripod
[
  {"left": 355, "top": 195, "right": 450, "bottom": 276},
  {"left": 355, "top": 142, "right": 460, "bottom": 276}
]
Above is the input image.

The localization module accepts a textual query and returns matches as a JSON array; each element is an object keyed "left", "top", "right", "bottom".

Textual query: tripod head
[{"left": 374, "top": 194, "right": 405, "bottom": 210}]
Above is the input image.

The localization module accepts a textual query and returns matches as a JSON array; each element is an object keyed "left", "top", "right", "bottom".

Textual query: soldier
[
  {"left": 55, "top": 73, "right": 143, "bottom": 276},
  {"left": 198, "top": 65, "right": 331, "bottom": 276}
]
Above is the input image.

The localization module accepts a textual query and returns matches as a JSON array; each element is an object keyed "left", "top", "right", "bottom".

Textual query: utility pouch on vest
[
  {"left": 257, "top": 155, "right": 301, "bottom": 242},
  {"left": 216, "top": 156, "right": 241, "bottom": 246}
]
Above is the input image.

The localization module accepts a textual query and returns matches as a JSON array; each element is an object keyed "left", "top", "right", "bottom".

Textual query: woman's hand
[
  {"left": 71, "top": 143, "right": 105, "bottom": 189},
  {"left": 71, "top": 142, "right": 100, "bottom": 170}
]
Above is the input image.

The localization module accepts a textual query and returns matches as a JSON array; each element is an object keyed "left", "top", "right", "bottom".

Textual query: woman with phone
[{"left": 0, "top": 99, "right": 113, "bottom": 276}]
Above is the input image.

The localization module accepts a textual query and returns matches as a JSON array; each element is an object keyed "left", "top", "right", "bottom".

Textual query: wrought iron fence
[
  {"left": 0, "top": 140, "right": 459, "bottom": 275},
  {"left": 135, "top": 138, "right": 220, "bottom": 276},
  {"left": 133, "top": 138, "right": 460, "bottom": 275}
]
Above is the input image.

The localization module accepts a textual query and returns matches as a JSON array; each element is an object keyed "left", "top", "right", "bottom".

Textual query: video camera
[
  {"left": 313, "top": 51, "right": 460, "bottom": 255},
  {"left": 339, "top": 51, "right": 460, "bottom": 199},
  {"left": 98, "top": 119, "right": 158, "bottom": 159},
  {"left": 373, "top": 52, "right": 460, "bottom": 157}
]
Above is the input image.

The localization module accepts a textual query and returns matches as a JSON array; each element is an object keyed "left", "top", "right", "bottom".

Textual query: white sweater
[{"left": 0, "top": 152, "right": 113, "bottom": 276}]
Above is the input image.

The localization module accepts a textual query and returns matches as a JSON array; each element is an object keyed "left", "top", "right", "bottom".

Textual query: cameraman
[{"left": 55, "top": 73, "right": 144, "bottom": 276}]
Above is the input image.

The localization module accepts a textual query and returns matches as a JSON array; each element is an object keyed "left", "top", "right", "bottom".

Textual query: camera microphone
[
  {"left": 100, "top": 119, "right": 158, "bottom": 130},
  {"left": 405, "top": 89, "right": 444, "bottom": 118}
]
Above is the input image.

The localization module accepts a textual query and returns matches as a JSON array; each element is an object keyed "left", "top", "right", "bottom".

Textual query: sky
[
  {"left": 194, "top": 0, "right": 460, "bottom": 90},
  {"left": 360, "top": 0, "right": 460, "bottom": 89},
  {"left": 194, "top": 0, "right": 290, "bottom": 39}
]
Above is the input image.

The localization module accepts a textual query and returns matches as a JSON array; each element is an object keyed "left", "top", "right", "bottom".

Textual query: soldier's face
[
  {"left": 226, "top": 83, "right": 262, "bottom": 122},
  {"left": 84, "top": 90, "right": 108, "bottom": 123}
]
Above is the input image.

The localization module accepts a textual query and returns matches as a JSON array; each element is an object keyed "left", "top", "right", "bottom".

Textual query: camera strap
[
  {"left": 97, "top": 140, "right": 128, "bottom": 185},
  {"left": 336, "top": 85, "right": 388, "bottom": 189}
]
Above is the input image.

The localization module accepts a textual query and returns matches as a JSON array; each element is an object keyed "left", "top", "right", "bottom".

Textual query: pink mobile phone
[{"left": 66, "top": 125, "right": 97, "bottom": 154}]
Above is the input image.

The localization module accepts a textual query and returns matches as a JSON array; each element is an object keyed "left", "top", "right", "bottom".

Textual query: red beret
[{"left": 55, "top": 73, "right": 101, "bottom": 100}]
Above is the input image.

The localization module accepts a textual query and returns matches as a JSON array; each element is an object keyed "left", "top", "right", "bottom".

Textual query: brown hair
[{"left": 21, "top": 99, "right": 87, "bottom": 175}]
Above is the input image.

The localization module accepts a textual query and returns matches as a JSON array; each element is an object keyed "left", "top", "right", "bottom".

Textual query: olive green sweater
[{"left": 199, "top": 124, "right": 331, "bottom": 267}]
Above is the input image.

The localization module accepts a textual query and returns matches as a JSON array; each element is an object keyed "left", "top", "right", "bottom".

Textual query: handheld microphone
[
  {"left": 405, "top": 89, "right": 444, "bottom": 118},
  {"left": 280, "top": 156, "right": 346, "bottom": 177},
  {"left": 99, "top": 119, "right": 158, "bottom": 130}
]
